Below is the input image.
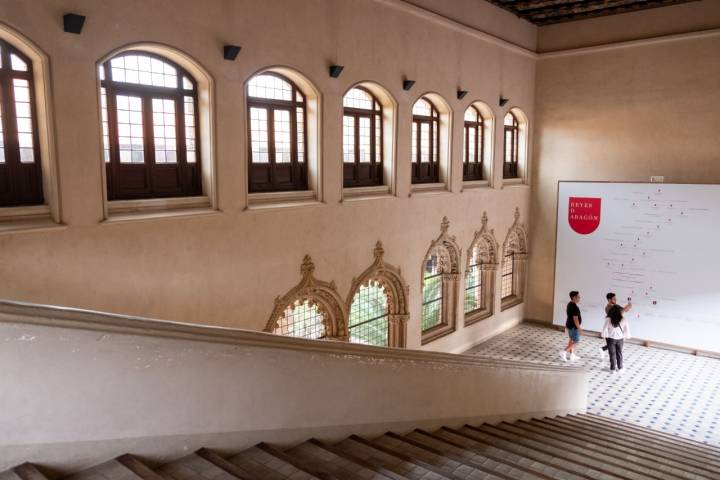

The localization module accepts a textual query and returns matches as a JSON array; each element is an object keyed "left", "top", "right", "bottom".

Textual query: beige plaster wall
[
  {"left": 527, "top": 33, "right": 720, "bottom": 323},
  {"left": 537, "top": 0, "right": 720, "bottom": 52},
  {"left": 0, "top": 0, "right": 536, "bottom": 351}
]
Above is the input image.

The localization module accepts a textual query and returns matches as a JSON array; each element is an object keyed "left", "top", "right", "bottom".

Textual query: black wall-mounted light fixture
[
  {"left": 457, "top": 90, "right": 468, "bottom": 100},
  {"left": 329, "top": 65, "right": 344, "bottom": 78},
  {"left": 402, "top": 79, "right": 416, "bottom": 91},
  {"left": 223, "top": 45, "right": 242, "bottom": 61},
  {"left": 63, "top": 13, "right": 86, "bottom": 34},
  {"left": 499, "top": 96, "right": 510, "bottom": 107}
]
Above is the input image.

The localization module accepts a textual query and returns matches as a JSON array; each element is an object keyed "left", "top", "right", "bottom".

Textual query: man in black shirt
[{"left": 561, "top": 291, "right": 582, "bottom": 362}]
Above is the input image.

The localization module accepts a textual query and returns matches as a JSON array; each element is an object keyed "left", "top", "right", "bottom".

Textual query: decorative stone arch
[
  {"left": 501, "top": 207, "right": 529, "bottom": 311},
  {"left": 96, "top": 42, "right": 217, "bottom": 215},
  {"left": 341, "top": 81, "right": 397, "bottom": 197},
  {"left": 421, "top": 216, "right": 461, "bottom": 344},
  {"left": 0, "top": 22, "right": 60, "bottom": 222},
  {"left": 265, "top": 255, "right": 348, "bottom": 341},
  {"left": 464, "top": 212, "right": 500, "bottom": 326},
  {"left": 346, "top": 241, "right": 410, "bottom": 347},
  {"left": 244, "top": 65, "right": 322, "bottom": 206}
]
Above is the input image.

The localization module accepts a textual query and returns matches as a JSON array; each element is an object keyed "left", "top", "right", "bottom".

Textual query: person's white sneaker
[
  {"left": 559, "top": 351, "right": 568, "bottom": 362},
  {"left": 611, "top": 369, "right": 617, "bottom": 375},
  {"left": 570, "top": 353, "right": 581, "bottom": 361},
  {"left": 618, "top": 368, "right": 624, "bottom": 375}
]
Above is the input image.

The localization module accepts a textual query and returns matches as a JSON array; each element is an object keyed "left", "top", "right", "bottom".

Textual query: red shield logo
[{"left": 568, "top": 197, "right": 601, "bottom": 234}]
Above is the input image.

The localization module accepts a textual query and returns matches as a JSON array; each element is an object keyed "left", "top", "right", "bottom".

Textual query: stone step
[
  {"left": 10, "top": 465, "right": 49, "bottom": 480},
  {"left": 466, "top": 424, "right": 632, "bottom": 480},
  {"left": 194, "top": 449, "right": 256, "bottom": 480},
  {"left": 581, "top": 413, "right": 720, "bottom": 455},
  {"left": 405, "top": 430, "right": 546, "bottom": 480},
  {"left": 64, "top": 459, "right": 151, "bottom": 480},
  {"left": 284, "top": 440, "right": 394, "bottom": 480},
  {"left": 155, "top": 453, "right": 250, "bottom": 480},
  {"left": 256, "top": 443, "right": 337, "bottom": 480},
  {"left": 435, "top": 427, "right": 590, "bottom": 480},
  {"left": 536, "top": 417, "right": 720, "bottom": 479},
  {"left": 493, "top": 422, "right": 675, "bottom": 480},
  {"left": 228, "top": 445, "right": 320, "bottom": 480},
  {"left": 346, "top": 434, "right": 452, "bottom": 480},
  {"left": 572, "top": 414, "right": 720, "bottom": 466},
  {"left": 372, "top": 432, "right": 505, "bottom": 479},
  {"left": 116, "top": 455, "right": 166, "bottom": 480},
  {"left": 306, "top": 438, "right": 408, "bottom": 480},
  {"left": 337, "top": 435, "right": 451, "bottom": 480}
]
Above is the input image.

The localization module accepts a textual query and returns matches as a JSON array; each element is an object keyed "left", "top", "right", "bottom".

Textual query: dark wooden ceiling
[{"left": 486, "top": 0, "right": 700, "bottom": 25}]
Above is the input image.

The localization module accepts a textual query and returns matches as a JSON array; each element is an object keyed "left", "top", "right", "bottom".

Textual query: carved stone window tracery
[
  {"left": 501, "top": 207, "right": 529, "bottom": 311},
  {"left": 464, "top": 212, "right": 499, "bottom": 326},
  {"left": 421, "top": 217, "right": 461, "bottom": 344},
  {"left": 265, "top": 255, "right": 347, "bottom": 340}
]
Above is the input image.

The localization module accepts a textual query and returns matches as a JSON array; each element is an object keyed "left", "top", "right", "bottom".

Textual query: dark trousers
[{"left": 607, "top": 338, "right": 624, "bottom": 370}]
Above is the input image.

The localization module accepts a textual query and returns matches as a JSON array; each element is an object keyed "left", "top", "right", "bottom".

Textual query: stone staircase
[{"left": 4, "top": 414, "right": 720, "bottom": 480}]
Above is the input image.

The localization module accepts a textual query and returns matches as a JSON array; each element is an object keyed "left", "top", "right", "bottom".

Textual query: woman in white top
[{"left": 601, "top": 305, "right": 631, "bottom": 374}]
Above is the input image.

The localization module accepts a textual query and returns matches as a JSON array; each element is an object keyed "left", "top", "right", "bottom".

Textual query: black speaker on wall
[
  {"left": 402, "top": 79, "right": 416, "bottom": 91},
  {"left": 223, "top": 45, "right": 242, "bottom": 61},
  {"left": 499, "top": 96, "right": 510, "bottom": 107},
  {"left": 329, "top": 65, "right": 344, "bottom": 78},
  {"left": 457, "top": 90, "right": 468, "bottom": 100},
  {"left": 63, "top": 13, "right": 85, "bottom": 34}
]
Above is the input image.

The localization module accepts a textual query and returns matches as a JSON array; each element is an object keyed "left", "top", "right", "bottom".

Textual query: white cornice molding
[
  {"left": 378, "top": 0, "right": 538, "bottom": 59},
  {"left": 0, "top": 299, "right": 584, "bottom": 374},
  {"left": 539, "top": 27, "right": 720, "bottom": 59}
]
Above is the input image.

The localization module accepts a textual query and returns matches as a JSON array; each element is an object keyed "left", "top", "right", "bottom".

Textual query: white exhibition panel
[{"left": 553, "top": 182, "right": 720, "bottom": 353}]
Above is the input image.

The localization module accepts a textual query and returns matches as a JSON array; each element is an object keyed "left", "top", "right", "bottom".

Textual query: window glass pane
[
  {"left": 13, "top": 79, "right": 34, "bottom": 163},
  {"left": 343, "top": 88, "right": 373, "bottom": 110},
  {"left": 464, "top": 245, "right": 483, "bottom": 313},
  {"left": 273, "top": 109, "right": 291, "bottom": 163},
  {"left": 116, "top": 94, "right": 144, "bottom": 164},
  {"left": 152, "top": 98, "right": 177, "bottom": 164},
  {"left": 422, "top": 253, "right": 443, "bottom": 331},
  {"left": 110, "top": 54, "right": 178, "bottom": 89},
  {"left": 349, "top": 280, "right": 389, "bottom": 346},
  {"left": 343, "top": 115, "right": 354, "bottom": 163},
  {"left": 101, "top": 88, "right": 110, "bottom": 163},
  {"left": 468, "top": 126, "right": 476, "bottom": 164},
  {"left": 98, "top": 65, "right": 105, "bottom": 81},
  {"left": 0, "top": 45, "right": 3, "bottom": 69},
  {"left": 248, "top": 74, "right": 293, "bottom": 101},
  {"left": 359, "top": 116, "right": 371, "bottom": 163},
  {"left": 504, "top": 130, "right": 513, "bottom": 164},
  {"left": 464, "top": 108, "right": 478, "bottom": 122},
  {"left": 411, "top": 123, "right": 417, "bottom": 163},
  {"left": 375, "top": 114, "right": 381, "bottom": 163},
  {"left": 504, "top": 112, "right": 515, "bottom": 126},
  {"left": 274, "top": 300, "right": 325, "bottom": 339},
  {"left": 182, "top": 76, "right": 193, "bottom": 90},
  {"left": 250, "top": 107, "right": 269, "bottom": 163},
  {"left": 0, "top": 102, "right": 5, "bottom": 163},
  {"left": 412, "top": 98, "right": 433, "bottom": 116},
  {"left": 184, "top": 96, "right": 196, "bottom": 163},
  {"left": 296, "top": 107, "right": 305, "bottom": 163},
  {"left": 10, "top": 54, "right": 28, "bottom": 71},
  {"left": 420, "top": 123, "right": 430, "bottom": 163},
  {"left": 501, "top": 252, "right": 514, "bottom": 299}
]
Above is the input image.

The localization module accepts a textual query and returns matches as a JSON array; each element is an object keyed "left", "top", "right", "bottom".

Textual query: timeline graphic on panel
[{"left": 554, "top": 182, "right": 720, "bottom": 353}]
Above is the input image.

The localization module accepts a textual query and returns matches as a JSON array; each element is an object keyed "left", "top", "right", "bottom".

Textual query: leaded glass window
[
  {"left": 274, "top": 299, "right": 326, "bottom": 339},
  {"left": 411, "top": 98, "right": 439, "bottom": 184},
  {"left": 503, "top": 112, "right": 519, "bottom": 179},
  {"left": 422, "top": 253, "right": 443, "bottom": 331},
  {"left": 343, "top": 87, "right": 383, "bottom": 187},
  {"left": 349, "top": 280, "right": 389, "bottom": 346}
]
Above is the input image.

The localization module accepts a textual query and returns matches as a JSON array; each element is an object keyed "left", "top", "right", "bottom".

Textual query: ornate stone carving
[
  {"left": 503, "top": 207, "right": 528, "bottom": 256},
  {"left": 346, "top": 241, "right": 410, "bottom": 347},
  {"left": 425, "top": 216, "right": 461, "bottom": 275},
  {"left": 466, "top": 211, "right": 500, "bottom": 270},
  {"left": 265, "top": 255, "right": 348, "bottom": 340}
]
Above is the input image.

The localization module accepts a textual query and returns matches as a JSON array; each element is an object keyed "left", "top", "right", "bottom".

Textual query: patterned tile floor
[{"left": 466, "top": 323, "right": 720, "bottom": 447}]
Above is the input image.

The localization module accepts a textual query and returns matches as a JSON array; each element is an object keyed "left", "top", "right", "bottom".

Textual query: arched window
[
  {"left": 501, "top": 208, "right": 529, "bottom": 311},
  {"left": 265, "top": 255, "right": 347, "bottom": 340},
  {"left": 347, "top": 242, "right": 409, "bottom": 347},
  {"left": 421, "top": 217, "right": 461, "bottom": 344},
  {"left": 464, "top": 212, "right": 499, "bottom": 325},
  {"left": 463, "top": 106, "right": 484, "bottom": 181},
  {"left": 343, "top": 87, "right": 382, "bottom": 188},
  {"left": 99, "top": 52, "right": 201, "bottom": 200},
  {"left": 0, "top": 39, "right": 42, "bottom": 207},
  {"left": 247, "top": 73, "right": 307, "bottom": 193},
  {"left": 503, "top": 112, "right": 519, "bottom": 179},
  {"left": 411, "top": 97, "right": 439, "bottom": 184}
]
